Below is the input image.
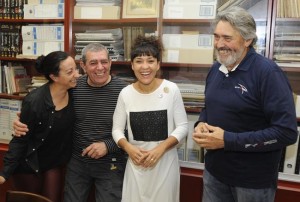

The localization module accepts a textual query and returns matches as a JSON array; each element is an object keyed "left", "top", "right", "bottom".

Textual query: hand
[
  {"left": 140, "top": 146, "right": 164, "bottom": 168},
  {"left": 193, "top": 123, "right": 225, "bottom": 150},
  {"left": 125, "top": 144, "right": 148, "bottom": 166},
  {"left": 194, "top": 122, "right": 209, "bottom": 133},
  {"left": 139, "top": 136, "right": 178, "bottom": 168},
  {"left": 81, "top": 142, "right": 108, "bottom": 159},
  {"left": 0, "top": 176, "right": 6, "bottom": 184},
  {"left": 13, "top": 112, "right": 29, "bottom": 137}
]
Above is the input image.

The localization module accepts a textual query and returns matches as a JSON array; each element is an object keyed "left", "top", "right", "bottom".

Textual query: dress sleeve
[
  {"left": 170, "top": 85, "right": 188, "bottom": 142},
  {"left": 112, "top": 90, "right": 127, "bottom": 145}
]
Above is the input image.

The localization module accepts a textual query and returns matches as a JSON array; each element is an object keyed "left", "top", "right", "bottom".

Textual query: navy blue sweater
[{"left": 199, "top": 47, "right": 298, "bottom": 188}]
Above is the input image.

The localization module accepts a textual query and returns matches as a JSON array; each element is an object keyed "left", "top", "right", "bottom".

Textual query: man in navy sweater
[{"left": 193, "top": 6, "right": 298, "bottom": 202}]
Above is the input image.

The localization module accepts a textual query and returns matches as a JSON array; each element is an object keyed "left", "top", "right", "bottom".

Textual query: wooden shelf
[
  {"left": 0, "top": 57, "right": 36, "bottom": 62},
  {"left": 72, "top": 18, "right": 158, "bottom": 25},
  {"left": 161, "top": 62, "right": 212, "bottom": 68},
  {"left": 0, "top": 94, "right": 24, "bottom": 100},
  {"left": 281, "top": 67, "right": 300, "bottom": 72},
  {"left": 0, "top": 19, "right": 65, "bottom": 23},
  {"left": 162, "top": 19, "right": 212, "bottom": 25}
]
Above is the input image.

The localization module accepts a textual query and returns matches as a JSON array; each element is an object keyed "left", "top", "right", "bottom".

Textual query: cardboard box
[
  {"left": 163, "top": 2, "right": 217, "bottom": 19},
  {"left": 163, "top": 34, "right": 214, "bottom": 49},
  {"left": 163, "top": 48, "right": 214, "bottom": 64},
  {"left": 74, "top": 6, "right": 120, "bottom": 19}
]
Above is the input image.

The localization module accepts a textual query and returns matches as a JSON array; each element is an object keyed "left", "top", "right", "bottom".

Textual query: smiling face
[
  {"left": 131, "top": 54, "right": 160, "bottom": 86},
  {"left": 81, "top": 50, "right": 112, "bottom": 87},
  {"left": 214, "top": 20, "right": 252, "bottom": 69},
  {"left": 52, "top": 56, "right": 79, "bottom": 89}
]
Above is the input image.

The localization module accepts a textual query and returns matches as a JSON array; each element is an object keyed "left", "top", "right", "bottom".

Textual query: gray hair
[
  {"left": 213, "top": 6, "right": 257, "bottom": 46},
  {"left": 81, "top": 43, "right": 110, "bottom": 64}
]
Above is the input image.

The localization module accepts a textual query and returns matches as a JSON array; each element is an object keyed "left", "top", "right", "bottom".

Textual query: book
[
  {"left": 177, "top": 136, "right": 187, "bottom": 161},
  {"left": 0, "top": 60, "right": 2, "bottom": 93},
  {"left": 9, "top": 99, "right": 22, "bottom": 137},
  {"left": 15, "top": 75, "right": 31, "bottom": 93},
  {"left": 295, "top": 129, "right": 300, "bottom": 174},
  {"left": 283, "top": 132, "right": 300, "bottom": 174},
  {"left": 0, "top": 98, "right": 11, "bottom": 142},
  {"left": 278, "top": 147, "right": 286, "bottom": 173},
  {"left": 22, "top": 41, "right": 64, "bottom": 56},
  {"left": 186, "top": 113, "right": 204, "bottom": 163},
  {"left": 22, "top": 25, "right": 64, "bottom": 41}
]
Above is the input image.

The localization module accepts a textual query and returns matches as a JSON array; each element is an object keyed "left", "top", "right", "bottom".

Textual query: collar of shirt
[{"left": 219, "top": 64, "right": 239, "bottom": 75}]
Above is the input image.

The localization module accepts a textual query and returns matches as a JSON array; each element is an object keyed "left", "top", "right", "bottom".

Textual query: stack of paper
[{"left": 75, "top": 28, "right": 124, "bottom": 61}]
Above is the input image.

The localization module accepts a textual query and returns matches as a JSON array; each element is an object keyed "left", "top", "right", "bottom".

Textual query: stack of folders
[
  {"left": 217, "top": 0, "right": 263, "bottom": 12},
  {"left": 75, "top": 28, "right": 124, "bottom": 61},
  {"left": 18, "top": 24, "right": 64, "bottom": 58},
  {"left": 176, "top": 83, "right": 205, "bottom": 110}
]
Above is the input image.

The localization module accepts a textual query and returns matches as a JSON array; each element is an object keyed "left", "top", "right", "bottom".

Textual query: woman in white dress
[{"left": 112, "top": 35, "right": 188, "bottom": 202}]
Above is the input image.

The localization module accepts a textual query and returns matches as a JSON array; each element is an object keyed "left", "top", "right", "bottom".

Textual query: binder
[
  {"left": 22, "top": 41, "right": 64, "bottom": 56},
  {"left": 27, "top": 0, "right": 64, "bottom": 4},
  {"left": 283, "top": 132, "right": 300, "bottom": 174},
  {"left": 22, "top": 25, "right": 64, "bottom": 41},
  {"left": 0, "top": 98, "right": 11, "bottom": 142},
  {"left": 9, "top": 99, "right": 22, "bottom": 138},
  {"left": 23, "top": 3, "right": 64, "bottom": 19}
]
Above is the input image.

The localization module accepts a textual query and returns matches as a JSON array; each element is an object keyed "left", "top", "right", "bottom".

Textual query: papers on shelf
[{"left": 274, "top": 54, "right": 300, "bottom": 62}]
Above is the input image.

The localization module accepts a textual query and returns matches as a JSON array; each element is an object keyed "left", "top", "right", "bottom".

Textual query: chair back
[{"left": 6, "top": 190, "right": 53, "bottom": 202}]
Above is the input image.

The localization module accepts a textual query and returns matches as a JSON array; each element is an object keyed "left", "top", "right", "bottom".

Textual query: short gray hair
[
  {"left": 81, "top": 43, "right": 110, "bottom": 64},
  {"left": 213, "top": 6, "right": 257, "bottom": 46}
]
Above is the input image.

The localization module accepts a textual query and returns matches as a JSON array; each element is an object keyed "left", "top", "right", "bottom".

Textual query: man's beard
[{"left": 215, "top": 47, "right": 244, "bottom": 67}]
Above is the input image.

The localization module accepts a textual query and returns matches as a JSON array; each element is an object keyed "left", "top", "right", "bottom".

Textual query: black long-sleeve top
[{"left": 0, "top": 83, "right": 75, "bottom": 180}]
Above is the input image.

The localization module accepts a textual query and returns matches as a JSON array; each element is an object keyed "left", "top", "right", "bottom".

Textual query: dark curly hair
[{"left": 130, "top": 35, "right": 164, "bottom": 62}]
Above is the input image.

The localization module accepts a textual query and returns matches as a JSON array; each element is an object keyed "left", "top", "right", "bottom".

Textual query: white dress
[{"left": 113, "top": 79, "right": 188, "bottom": 202}]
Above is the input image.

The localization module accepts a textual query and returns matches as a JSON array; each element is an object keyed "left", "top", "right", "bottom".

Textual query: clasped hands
[
  {"left": 193, "top": 122, "right": 225, "bottom": 150},
  {"left": 127, "top": 145, "right": 162, "bottom": 168}
]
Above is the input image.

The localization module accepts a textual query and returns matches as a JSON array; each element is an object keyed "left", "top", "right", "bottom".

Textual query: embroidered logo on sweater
[{"left": 235, "top": 83, "right": 248, "bottom": 94}]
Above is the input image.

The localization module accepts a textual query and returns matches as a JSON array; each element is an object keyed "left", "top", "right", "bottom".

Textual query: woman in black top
[{"left": 0, "top": 51, "right": 80, "bottom": 202}]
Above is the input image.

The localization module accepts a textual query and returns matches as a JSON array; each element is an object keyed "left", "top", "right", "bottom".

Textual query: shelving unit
[
  {"left": 0, "top": 1, "right": 300, "bottom": 201},
  {"left": 269, "top": 0, "right": 300, "bottom": 94}
]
